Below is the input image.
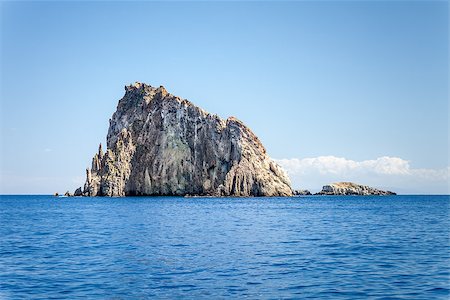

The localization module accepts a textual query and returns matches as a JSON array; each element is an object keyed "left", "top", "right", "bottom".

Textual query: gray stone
[
  {"left": 293, "top": 189, "right": 312, "bottom": 196},
  {"left": 74, "top": 187, "right": 83, "bottom": 196},
  {"left": 81, "top": 82, "right": 293, "bottom": 197},
  {"left": 316, "top": 182, "right": 396, "bottom": 195}
]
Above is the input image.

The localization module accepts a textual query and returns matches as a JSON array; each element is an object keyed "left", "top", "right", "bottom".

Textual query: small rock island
[
  {"left": 75, "top": 82, "right": 293, "bottom": 197},
  {"left": 293, "top": 189, "right": 312, "bottom": 196},
  {"left": 316, "top": 182, "right": 396, "bottom": 196}
]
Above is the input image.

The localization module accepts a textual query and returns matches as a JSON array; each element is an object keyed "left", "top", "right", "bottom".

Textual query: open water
[{"left": 0, "top": 195, "right": 449, "bottom": 299}]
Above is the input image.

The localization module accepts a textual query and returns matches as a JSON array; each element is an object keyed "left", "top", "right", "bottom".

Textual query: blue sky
[{"left": 1, "top": 1, "right": 448, "bottom": 194}]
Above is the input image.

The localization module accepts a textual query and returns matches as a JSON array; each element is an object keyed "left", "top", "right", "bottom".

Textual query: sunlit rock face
[
  {"left": 317, "top": 182, "right": 396, "bottom": 195},
  {"left": 81, "top": 82, "right": 292, "bottom": 197}
]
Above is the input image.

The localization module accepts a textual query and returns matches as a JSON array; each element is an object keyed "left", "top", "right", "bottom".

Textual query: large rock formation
[
  {"left": 79, "top": 82, "right": 292, "bottom": 197},
  {"left": 316, "top": 182, "right": 396, "bottom": 196}
]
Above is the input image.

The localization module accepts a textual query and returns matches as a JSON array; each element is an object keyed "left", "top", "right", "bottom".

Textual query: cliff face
[
  {"left": 317, "top": 182, "right": 396, "bottom": 196},
  {"left": 81, "top": 82, "right": 292, "bottom": 197}
]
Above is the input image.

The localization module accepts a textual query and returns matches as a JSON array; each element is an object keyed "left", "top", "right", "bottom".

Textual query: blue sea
[{"left": 0, "top": 195, "right": 448, "bottom": 299}]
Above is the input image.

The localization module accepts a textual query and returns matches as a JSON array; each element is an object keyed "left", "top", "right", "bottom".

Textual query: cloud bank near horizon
[{"left": 275, "top": 156, "right": 449, "bottom": 194}]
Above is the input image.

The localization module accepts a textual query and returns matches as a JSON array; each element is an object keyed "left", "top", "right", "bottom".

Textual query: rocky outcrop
[
  {"left": 74, "top": 187, "right": 83, "bottom": 196},
  {"left": 316, "top": 182, "right": 396, "bottom": 195},
  {"left": 293, "top": 189, "right": 312, "bottom": 196},
  {"left": 79, "top": 82, "right": 292, "bottom": 197}
]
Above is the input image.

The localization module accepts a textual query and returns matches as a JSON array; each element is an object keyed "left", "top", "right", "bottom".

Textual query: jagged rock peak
[
  {"left": 98, "top": 143, "right": 103, "bottom": 158},
  {"left": 79, "top": 82, "right": 293, "bottom": 197},
  {"left": 124, "top": 82, "right": 167, "bottom": 97}
]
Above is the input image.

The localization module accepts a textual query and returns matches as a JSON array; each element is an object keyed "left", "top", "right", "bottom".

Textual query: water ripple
[{"left": 0, "top": 195, "right": 448, "bottom": 299}]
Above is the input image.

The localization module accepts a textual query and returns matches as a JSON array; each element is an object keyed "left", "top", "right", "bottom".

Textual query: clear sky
[{"left": 1, "top": 1, "right": 448, "bottom": 194}]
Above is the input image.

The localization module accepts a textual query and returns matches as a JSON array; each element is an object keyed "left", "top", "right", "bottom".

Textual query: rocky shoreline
[{"left": 61, "top": 182, "right": 396, "bottom": 197}]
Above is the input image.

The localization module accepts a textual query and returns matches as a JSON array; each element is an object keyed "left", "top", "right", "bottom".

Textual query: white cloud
[{"left": 275, "top": 156, "right": 449, "bottom": 194}]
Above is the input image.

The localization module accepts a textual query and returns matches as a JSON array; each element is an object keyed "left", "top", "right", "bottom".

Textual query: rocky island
[
  {"left": 293, "top": 189, "right": 312, "bottom": 196},
  {"left": 316, "top": 182, "right": 396, "bottom": 196},
  {"left": 75, "top": 82, "right": 292, "bottom": 197}
]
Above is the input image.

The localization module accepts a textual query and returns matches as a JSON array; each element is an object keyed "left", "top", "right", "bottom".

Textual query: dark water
[{"left": 0, "top": 195, "right": 449, "bottom": 299}]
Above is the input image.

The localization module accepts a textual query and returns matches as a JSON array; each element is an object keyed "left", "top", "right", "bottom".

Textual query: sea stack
[
  {"left": 79, "top": 82, "right": 292, "bottom": 197},
  {"left": 317, "top": 182, "right": 396, "bottom": 196}
]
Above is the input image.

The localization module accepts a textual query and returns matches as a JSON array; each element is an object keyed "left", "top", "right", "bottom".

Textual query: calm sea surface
[{"left": 0, "top": 195, "right": 449, "bottom": 299}]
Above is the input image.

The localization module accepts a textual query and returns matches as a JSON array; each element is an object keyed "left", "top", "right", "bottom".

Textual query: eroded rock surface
[
  {"left": 293, "top": 189, "right": 312, "bottom": 196},
  {"left": 79, "top": 82, "right": 292, "bottom": 197},
  {"left": 317, "top": 182, "right": 396, "bottom": 195},
  {"left": 74, "top": 187, "right": 83, "bottom": 196}
]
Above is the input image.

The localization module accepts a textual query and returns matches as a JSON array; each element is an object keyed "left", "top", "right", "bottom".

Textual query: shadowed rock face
[
  {"left": 317, "top": 182, "right": 396, "bottom": 196},
  {"left": 82, "top": 82, "right": 292, "bottom": 197}
]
